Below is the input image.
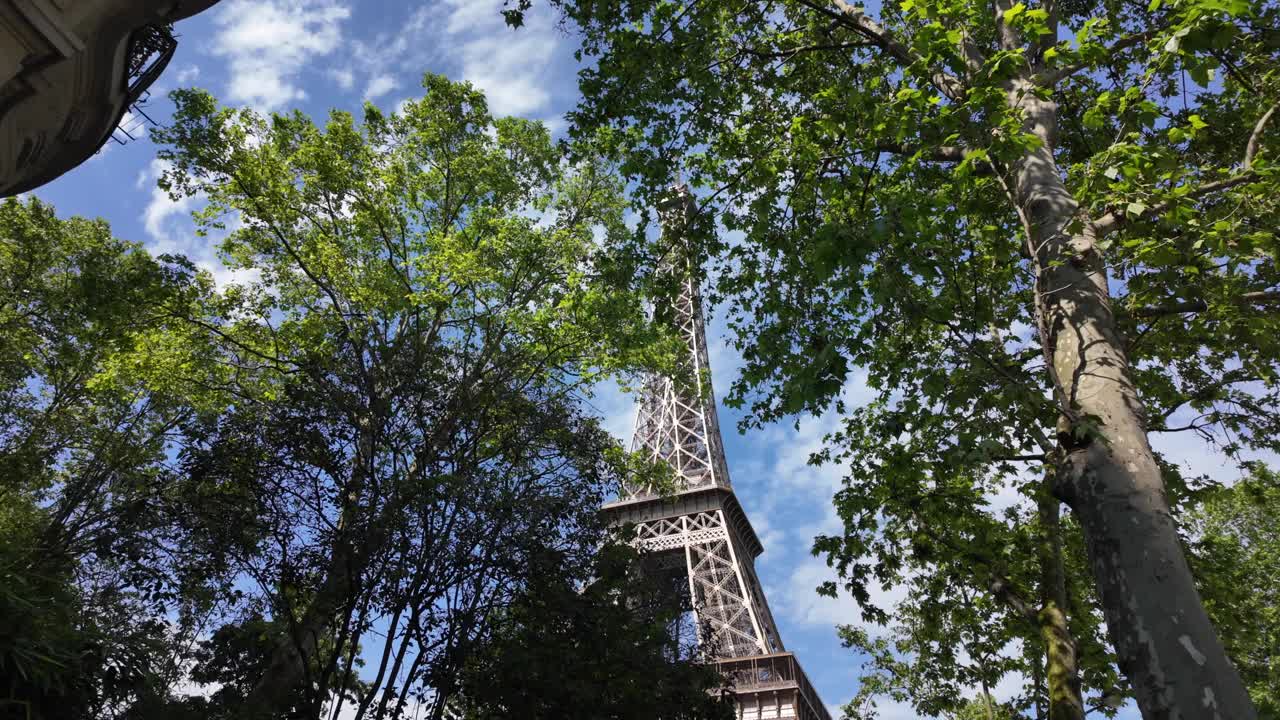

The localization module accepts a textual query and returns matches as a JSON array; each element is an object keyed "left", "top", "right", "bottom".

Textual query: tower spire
[
  {"left": 627, "top": 184, "right": 731, "bottom": 498},
  {"left": 604, "top": 185, "right": 832, "bottom": 720}
]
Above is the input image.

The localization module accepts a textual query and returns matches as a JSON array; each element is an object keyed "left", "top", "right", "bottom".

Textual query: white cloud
[
  {"left": 748, "top": 508, "right": 786, "bottom": 557},
  {"left": 329, "top": 67, "right": 355, "bottom": 91},
  {"left": 212, "top": 0, "right": 351, "bottom": 112},
  {"left": 854, "top": 696, "right": 919, "bottom": 720},
  {"left": 142, "top": 159, "right": 199, "bottom": 253},
  {"left": 174, "top": 65, "right": 200, "bottom": 84},
  {"left": 363, "top": 74, "right": 397, "bottom": 101},
  {"left": 349, "top": 0, "right": 561, "bottom": 120},
  {"left": 771, "top": 554, "right": 906, "bottom": 632},
  {"left": 447, "top": 22, "right": 555, "bottom": 117},
  {"left": 139, "top": 159, "right": 256, "bottom": 289},
  {"left": 595, "top": 381, "right": 640, "bottom": 446},
  {"left": 442, "top": 0, "right": 498, "bottom": 34},
  {"left": 391, "top": 96, "right": 415, "bottom": 116}
]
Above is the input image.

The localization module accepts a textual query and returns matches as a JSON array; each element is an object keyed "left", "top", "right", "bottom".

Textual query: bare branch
[{"left": 1244, "top": 101, "right": 1279, "bottom": 168}]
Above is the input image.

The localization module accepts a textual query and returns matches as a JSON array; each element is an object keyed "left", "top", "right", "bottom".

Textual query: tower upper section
[{"left": 624, "top": 185, "right": 734, "bottom": 500}]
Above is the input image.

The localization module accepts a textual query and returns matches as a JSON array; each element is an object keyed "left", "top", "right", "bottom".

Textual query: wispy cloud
[
  {"left": 439, "top": 0, "right": 557, "bottom": 117},
  {"left": 138, "top": 159, "right": 255, "bottom": 289},
  {"left": 363, "top": 74, "right": 398, "bottom": 101},
  {"left": 212, "top": 0, "right": 351, "bottom": 112},
  {"left": 347, "top": 0, "right": 564, "bottom": 121},
  {"left": 329, "top": 67, "right": 355, "bottom": 91},
  {"left": 174, "top": 65, "right": 201, "bottom": 85},
  {"left": 770, "top": 554, "right": 906, "bottom": 630}
]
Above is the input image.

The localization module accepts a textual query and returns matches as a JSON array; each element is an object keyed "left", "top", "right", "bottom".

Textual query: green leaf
[{"left": 1002, "top": 2, "right": 1027, "bottom": 23}]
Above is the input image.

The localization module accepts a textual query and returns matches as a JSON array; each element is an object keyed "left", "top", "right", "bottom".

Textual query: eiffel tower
[{"left": 603, "top": 186, "right": 832, "bottom": 720}]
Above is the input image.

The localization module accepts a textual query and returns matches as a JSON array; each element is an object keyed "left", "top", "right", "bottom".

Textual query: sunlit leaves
[{"left": 530, "top": 0, "right": 1278, "bottom": 712}]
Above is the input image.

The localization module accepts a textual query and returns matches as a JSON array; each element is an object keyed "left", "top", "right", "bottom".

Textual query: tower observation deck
[{"left": 602, "top": 186, "right": 832, "bottom": 720}]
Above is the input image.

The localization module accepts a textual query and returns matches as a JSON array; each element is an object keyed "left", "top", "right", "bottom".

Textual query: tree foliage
[
  {"left": 1183, "top": 463, "right": 1280, "bottom": 717},
  {"left": 1, "top": 76, "right": 725, "bottom": 720},
  {"left": 508, "top": 0, "right": 1280, "bottom": 716},
  {"left": 456, "top": 543, "right": 734, "bottom": 720},
  {"left": 142, "top": 73, "right": 703, "bottom": 719},
  {"left": 0, "top": 196, "right": 209, "bottom": 717}
]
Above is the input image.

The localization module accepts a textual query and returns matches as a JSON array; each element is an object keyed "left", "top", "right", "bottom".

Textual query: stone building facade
[{"left": 1, "top": 0, "right": 222, "bottom": 196}]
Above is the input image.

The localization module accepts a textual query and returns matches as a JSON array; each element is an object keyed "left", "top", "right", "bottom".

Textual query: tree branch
[
  {"left": 797, "top": 0, "right": 966, "bottom": 100},
  {"left": 742, "top": 41, "right": 872, "bottom": 61},
  {"left": 871, "top": 142, "right": 970, "bottom": 162},
  {"left": 1151, "top": 368, "right": 1260, "bottom": 423},
  {"left": 993, "top": 453, "right": 1049, "bottom": 462},
  {"left": 992, "top": 0, "right": 1022, "bottom": 53},
  {"left": 1095, "top": 99, "right": 1276, "bottom": 235},
  {"left": 1130, "top": 290, "right": 1280, "bottom": 318},
  {"left": 1036, "top": 28, "right": 1162, "bottom": 87},
  {"left": 1092, "top": 173, "right": 1258, "bottom": 235},
  {"left": 959, "top": 30, "right": 987, "bottom": 80},
  {"left": 989, "top": 574, "right": 1040, "bottom": 625},
  {"left": 1244, "top": 100, "right": 1279, "bottom": 168}
]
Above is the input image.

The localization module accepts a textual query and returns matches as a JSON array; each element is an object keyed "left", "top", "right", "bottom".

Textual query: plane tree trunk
[
  {"left": 1037, "top": 472, "right": 1084, "bottom": 720},
  {"left": 1009, "top": 79, "right": 1255, "bottom": 719}
]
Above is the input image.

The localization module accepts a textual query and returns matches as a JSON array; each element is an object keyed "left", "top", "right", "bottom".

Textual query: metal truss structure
[{"left": 603, "top": 186, "right": 831, "bottom": 720}]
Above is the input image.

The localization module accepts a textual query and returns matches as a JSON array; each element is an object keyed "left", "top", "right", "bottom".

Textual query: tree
[
  {"left": 0, "top": 197, "right": 211, "bottom": 717},
  {"left": 455, "top": 542, "right": 734, "bottom": 720},
  {"left": 1183, "top": 463, "right": 1280, "bottom": 717},
  {"left": 506, "top": 0, "right": 1279, "bottom": 716},
  {"left": 146, "top": 74, "right": 710, "bottom": 719},
  {"left": 834, "top": 500, "right": 1124, "bottom": 719},
  {"left": 764, "top": 463, "right": 1274, "bottom": 720},
  {"left": 951, "top": 694, "right": 1019, "bottom": 720}
]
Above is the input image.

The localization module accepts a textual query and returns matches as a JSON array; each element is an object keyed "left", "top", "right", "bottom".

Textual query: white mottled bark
[{"left": 1008, "top": 78, "right": 1255, "bottom": 720}]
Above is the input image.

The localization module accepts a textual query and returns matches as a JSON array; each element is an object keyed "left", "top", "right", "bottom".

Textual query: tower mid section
[{"left": 602, "top": 186, "right": 832, "bottom": 720}]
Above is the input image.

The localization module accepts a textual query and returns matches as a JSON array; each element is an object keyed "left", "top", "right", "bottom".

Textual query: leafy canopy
[{"left": 504, "top": 0, "right": 1278, "bottom": 715}]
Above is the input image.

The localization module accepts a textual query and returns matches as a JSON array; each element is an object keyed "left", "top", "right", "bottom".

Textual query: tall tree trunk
[
  {"left": 246, "top": 415, "right": 381, "bottom": 718},
  {"left": 1008, "top": 79, "right": 1255, "bottom": 720},
  {"left": 1033, "top": 654, "right": 1046, "bottom": 720},
  {"left": 1037, "top": 469, "right": 1084, "bottom": 720},
  {"left": 246, "top": 533, "right": 367, "bottom": 718}
]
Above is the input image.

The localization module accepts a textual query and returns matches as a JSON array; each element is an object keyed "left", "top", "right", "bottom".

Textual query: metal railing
[
  {"left": 105, "top": 24, "right": 176, "bottom": 147},
  {"left": 123, "top": 23, "right": 176, "bottom": 102},
  {"left": 716, "top": 652, "right": 834, "bottom": 720}
]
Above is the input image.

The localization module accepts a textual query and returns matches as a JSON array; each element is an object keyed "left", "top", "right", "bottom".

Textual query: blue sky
[{"left": 25, "top": 1, "right": 1269, "bottom": 717}]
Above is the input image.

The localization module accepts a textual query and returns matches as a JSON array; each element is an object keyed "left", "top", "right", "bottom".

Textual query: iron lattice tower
[{"left": 603, "top": 186, "right": 832, "bottom": 720}]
